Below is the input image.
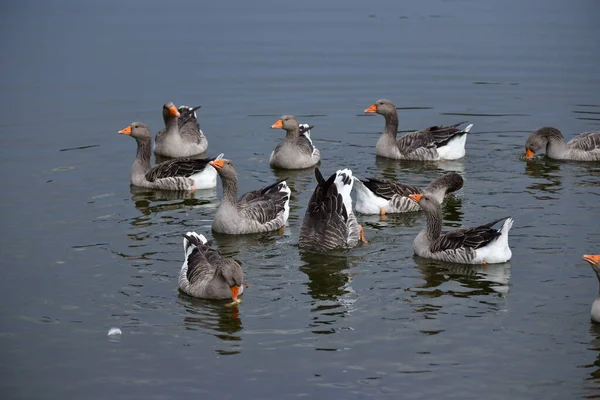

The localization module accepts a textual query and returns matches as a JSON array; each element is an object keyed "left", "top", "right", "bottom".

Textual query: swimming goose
[
  {"left": 364, "top": 99, "right": 472, "bottom": 161},
  {"left": 353, "top": 172, "right": 464, "bottom": 215},
  {"left": 119, "top": 122, "right": 220, "bottom": 190},
  {"left": 179, "top": 232, "right": 243, "bottom": 301},
  {"left": 408, "top": 193, "right": 513, "bottom": 264},
  {"left": 269, "top": 115, "right": 321, "bottom": 169},
  {"left": 525, "top": 127, "right": 600, "bottom": 161},
  {"left": 583, "top": 254, "right": 600, "bottom": 323},
  {"left": 155, "top": 102, "right": 208, "bottom": 158},
  {"left": 210, "top": 159, "right": 291, "bottom": 234},
  {"left": 299, "top": 168, "right": 367, "bottom": 252}
]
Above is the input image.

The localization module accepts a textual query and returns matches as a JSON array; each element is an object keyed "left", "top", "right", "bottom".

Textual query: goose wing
[
  {"left": 183, "top": 233, "right": 222, "bottom": 285},
  {"left": 238, "top": 180, "right": 290, "bottom": 224},
  {"left": 430, "top": 217, "right": 508, "bottom": 252},
  {"left": 399, "top": 122, "right": 468, "bottom": 154},
  {"left": 177, "top": 105, "right": 204, "bottom": 144},
  {"left": 145, "top": 156, "right": 214, "bottom": 182},
  {"left": 567, "top": 131, "right": 600, "bottom": 152},
  {"left": 361, "top": 178, "right": 421, "bottom": 200}
]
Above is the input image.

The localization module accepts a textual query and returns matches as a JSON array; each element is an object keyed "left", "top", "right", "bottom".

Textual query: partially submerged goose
[
  {"left": 364, "top": 99, "right": 472, "bottom": 161},
  {"left": 353, "top": 172, "right": 464, "bottom": 215},
  {"left": 583, "top": 254, "right": 600, "bottom": 323},
  {"left": 525, "top": 127, "right": 600, "bottom": 161},
  {"left": 119, "top": 122, "right": 220, "bottom": 191},
  {"left": 270, "top": 115, "right": 321, "bottom": 169},
  {"left": 155, "top": 102, "right": 208, "bottom": 158},
  {"left": 299, "top": 168, "right": 367, "bottom": 252},
  {"left": 408, "top": 193, "right": 513, "bottom": 264},
  {"left": 210, "top": 159, "right": 291, "bottom": 234},
  {"left": 179, "top": 232, "right": 243, "bottom": 301}
]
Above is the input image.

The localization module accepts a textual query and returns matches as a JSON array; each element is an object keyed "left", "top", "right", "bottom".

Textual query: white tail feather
[
  {"left": 183, "top": 231, "right": 208, "bottom": 257},
  {"left": 464, "top": 124, "right": 473, "bottom": 133},
  {"left": 334, "top": 169, "right": 354, "bottom": 214}
]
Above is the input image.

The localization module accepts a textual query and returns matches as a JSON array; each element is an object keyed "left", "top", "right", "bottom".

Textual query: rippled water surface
[{"left": 1, "top": 0, "right": 600, "bottom": 399}]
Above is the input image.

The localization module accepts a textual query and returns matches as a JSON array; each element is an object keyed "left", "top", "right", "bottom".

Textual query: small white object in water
[{"left": 107, "top": 327, "right": 122, "bottom": 336}]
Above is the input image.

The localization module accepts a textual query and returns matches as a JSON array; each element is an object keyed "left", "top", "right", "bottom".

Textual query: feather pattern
[
  {"left": 155, "top": 102, "right": 208, "bottom": 158},
  {"left": 178, "top": 232, "right": 244, "bottom": 300},
  {"left": 525, "top": 127, "right": 600, "bottom": 161},
  {"left": 211, "top": 159, "right": 291, "bottom": 234},
  {"left": 299, "top": 168, "right": 361, "bottom": 252}
]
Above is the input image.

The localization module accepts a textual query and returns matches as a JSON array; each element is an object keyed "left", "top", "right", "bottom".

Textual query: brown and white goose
[
  {"left": 299, "top": 168, "right": 367, "bottom": 252},
  {"left": 269, "top": 115, "right": 321, "bottom": 169},
  {"left": 179, "top": 232, "right": 243, "bottom": 301},
  {"left": 583, "top": 254, "right": 600, "bottom": 323},
  {"left": 210, "top": 159, "right": 291, "bottom": 234},
  {"left": 119, "top": 122, "right": 220, "bottom": 191},
  {"left": 155, "top": 102, "right": 208, "bottom": 158},
  {"left": 525, "top": 127, "right": 600, "bottom": 161},
  {"left": 353, "top": 172, "right": 464, "bottom": 215},
  {"left": 364, "top": 99, "right": 472, "bottom": 161},
  {"left": 408, "top": 193, "right": 513, "bottom": 264}
]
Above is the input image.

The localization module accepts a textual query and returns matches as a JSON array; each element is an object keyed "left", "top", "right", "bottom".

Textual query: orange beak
[
  {"left": 230, "top": 286, "right": 240, "bottom": 301},
  {"left": 210, "top": 159, "right": 224, "bottom": 169},
  {"left": 271, "top": 119, "right": 283, "bottom": 129},
  {"left": 118, "top": 125, "right": 132, "bottom": 135},
  {"left": 525, "top": 148, "right": 534, "bottom": 159},
  {"left": 364, "top": 104, "right": 377, "bottom": 113},
  {"left": 583, "top": 255, "right": 600, "bottom": 266},
  {"left": 408, "top": 193, "right": 422, "bottom": 202},
  {"left": 169, "top": 105, "right": 180, "bottom": 118}
]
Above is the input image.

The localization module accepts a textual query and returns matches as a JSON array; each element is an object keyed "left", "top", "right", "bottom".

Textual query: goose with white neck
[
  {"left": 364, "top": 99, "right": 472, "bottom": 161},
  {"left": 353, "top": 172, "right": 464, "bottom": 215},
  {"left": 269, "top": 115, "right": 321, "bottom": 169},
  {"left": 525, "top": 127, "right": 600, "bottom": 161},
  {"left": 583, "top": 255, "right": 600, "bottom": 323},
  {"left": 210, "top": 159, "right": 291, "bottom": 234},
  {"left": 119, "top": 122, "right": 220, "bottom": 191},
  {"left": 155, "top": 102, "right": 208, "bottom": 158},
  {"left": 408, "top": 193, "right": 513, "bottom": 264}
]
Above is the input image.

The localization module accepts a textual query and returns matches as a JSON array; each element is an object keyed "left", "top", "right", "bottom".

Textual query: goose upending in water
[
  {"left": 269, "top": 115, "right": 321, "bottom": 169},
  {"left": 364, "top": 99, "right": 472, "bottom": 161},
  {"left": 179, "top": 232, "right": 243, "bottom": 300},
  {"left": 408, "top": 193, "right": 513, "bottom": 264},
  {"left": 583, "top": 255, "right": 600, "bottom": 323},
  {"left": 210, "top": 159, "right": 291, "bottom": 234},
  {"left": 525, "top": 127, "right": 600, "bottom": 161},
  {"left": 353, "top": 172, "right": 464, "bottom": 215},
  {"left": 155, "top": 102, "right": 208, "bottom": 158},
  {"left": 299, "top": 168, "right": 366, "bottom": 252},
  {"left": 119, "top": 122, "right": 220, "bottom": 190}
]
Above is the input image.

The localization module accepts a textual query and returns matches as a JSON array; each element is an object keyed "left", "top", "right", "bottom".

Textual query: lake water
[{"left": 1, "top": 0, "right": 599, "bottom": 398}]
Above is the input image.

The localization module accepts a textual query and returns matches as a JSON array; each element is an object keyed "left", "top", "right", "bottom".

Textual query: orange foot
[
  {"left": 277, "top": 225, "right": 285, "bottom": 234},
  {"left": 359, "top": 225, "right": 368, "bottom": 244}
]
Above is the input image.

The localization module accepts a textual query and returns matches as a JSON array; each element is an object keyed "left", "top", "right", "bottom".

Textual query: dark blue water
[{"left": 1, "top": 0, "right": 599, "bottom": 398}]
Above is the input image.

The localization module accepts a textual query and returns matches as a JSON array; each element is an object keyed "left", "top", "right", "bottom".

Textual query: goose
[
  {"left": 525, "top": 127, "right": 600, "bottom": 161},
  {"left": 353, "top": 172, "right": 464, "bottom": 215},
  {"left": 583, "top": 254, "right": 600, "bottom": 323},
  {"left": 210, "top": 158, "right": 291, "bottom": 234},
  {"left": 364, "top": 99, "right": 472, "bottom": 161},
  {"left": 119, "top": 122, "right": 220, "bottom": 190},
  {"left": 269, "top": 115, "right": 321, "bottom": 169},
  {"left": 155, "top": 102, "right": 208, "bottom": 158},
  {"left": 408, "top": 193, "right": 513, "bottom": 264},
  {"left": 299, "top": 168, "right": 367, "bottom": 252},
  {"left": 179, "top": 232, "right": 243, "bottom": 301}
]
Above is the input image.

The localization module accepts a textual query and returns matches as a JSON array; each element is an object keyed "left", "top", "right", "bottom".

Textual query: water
[{"left": 1, "top": 0, "right": 599, "bottom": 398}]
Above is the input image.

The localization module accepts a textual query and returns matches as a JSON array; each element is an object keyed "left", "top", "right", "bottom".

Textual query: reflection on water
[
  {"left": 130, "top": 186, "right": 218, "bottom": 216},
  {"left": 411, "top": 256, "right": 511, "bottom": 296},
  {"left": 584, "top": 324, "right": 600, "bottom": 393},
  {"left": 178, "top": 295, "right": 243, "bottom": 355},
  {"left": 211, "top": 231, "right": 286, "bottom": 258},
  {"left": 299, "top": 252, "right": 359, "bottom": 335},
  {"left": 524, "top": 159, "right": 563, "bottom": 199}
]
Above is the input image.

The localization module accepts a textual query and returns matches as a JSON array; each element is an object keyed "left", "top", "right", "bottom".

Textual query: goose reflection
[
  {"left": 585, "top": 324, "right": 600, "bottom": 384},
  {"left": 411, "top": 256, "right": 512, "bottom": 296},
  {"left": 374, "top": 155, "right": 465, "bottom": 177},
  {"left": 524, "top": 158, "right": 562, "bottom": 199},
  {"left": 178, "top": 295, "right": 243, "bottom": 353},
  {"left": 211, "top": 231, "right": 286, "bottom": 258},
  {"left": 299, "top": 252, "right": 359, "bottom": 334},
  {"left": 130, "top": 185, "right": 218, "bottom": 216}
]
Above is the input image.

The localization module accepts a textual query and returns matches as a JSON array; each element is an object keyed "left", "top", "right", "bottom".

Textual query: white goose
[{"left": 408, "top": 193, "right": 513, "bottom": 264}]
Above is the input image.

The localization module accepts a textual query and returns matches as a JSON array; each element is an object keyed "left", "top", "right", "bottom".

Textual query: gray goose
[
  {"left": 353, "top": 172, "right": 464, "bottom": 215},
  {"left": 179, "top": 232, "right": 243, "bottom": 301},
  {"left": 119, "top": 122, "right": 220, "bottom": 191},
  {"left": 210, "top": 159, "right": 291, "bottom": 234},
  {"left": 525, "top": 127, "right": 600, "bottom": 161},
  {"left": 408, "top": 193, "right": 513, "bottom": 264},
  {"left": 299, "top": 168, "right": 367, "bottom": 252},
  {"left": 364, "top": 99, "right": 472, "bottom": 161},
  {"left": 583, "top": 255, "right": 600, "bottom": 323},
  {"left": 155, "top": 102, "right": 208, "bottom": 158},
  {"left": 269, "top": 115, "right": 321, "bottom": 169}
]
